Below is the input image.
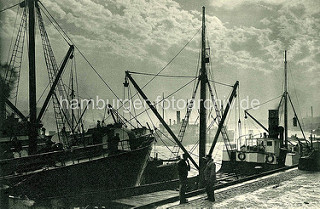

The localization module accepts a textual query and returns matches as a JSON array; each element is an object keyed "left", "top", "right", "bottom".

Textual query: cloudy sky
[{"left": 0, "top": 0, "right": 319, "bottom": 130}]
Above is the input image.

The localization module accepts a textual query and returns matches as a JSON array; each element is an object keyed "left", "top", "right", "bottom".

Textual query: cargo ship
[{"left": 0, "top": 0, "right": 154, "bottom": 200}]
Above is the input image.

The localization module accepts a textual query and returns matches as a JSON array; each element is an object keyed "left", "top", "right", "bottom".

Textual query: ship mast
[
  {"left": 71, "top": 67, "right": 75, "bottom": 130},
  {"left": 284, "top": 50, "right": 288, "bottom": 148},
  {"left": 28, "top": 0, "right": 37, "bottom": 154},
  {"left": 199, "top": 6, "right": 207, "bottom": 172}
]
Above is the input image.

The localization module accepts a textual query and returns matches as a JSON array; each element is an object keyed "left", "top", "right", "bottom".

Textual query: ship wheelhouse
[{"left": 222, "top": 136, "right": 281, "bottom": 165}]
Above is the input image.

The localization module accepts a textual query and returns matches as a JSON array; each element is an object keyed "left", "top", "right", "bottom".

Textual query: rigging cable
[
  {"left": 39, "top": 1, "right": 201, "bottom": 121},
  {"left": 126, "top": 77, "right": 197, "bottom": 124},
  {"left": 237, "top": 85, "right": 242, "bottom": 147},
  {"left": 245, "top": 94, "right": 283, "bottom": 111},
  {"left": 38, "top": 2, "right": 142, "bottom": 124},
  {"left": 289, "top": 64, "right": 305, "bottom": 129},
  {"left": 207, "top": 79, "right": 233, "bottom": 88},
  {"left": 38, "top": 2, "right": 71, "bottom": 44},
  {"left": 189, "top": 139, "right": 199, "bottom": 153},
  {"left": 155, "top": 128, "right": 177, "bottom": 147},
  {"left": 23, "top": 82, "right": 50, "bottom": 119},
  {"left": 115, "top": 27, "right": 201, "bottom": 113},
  {"left": 173, "top": 54, "right": 201, "bottom": 156},
  {"left": 6, "top": 5, "right": 20, "bottom": 63},
  {"left": 193, "top": 48, "right": 201, "bottom": 91},
  {"left": 36, "top": 83, "right": 50, "bottom": 104},
  {"left": 73, "top": 53, "right": 83, "bottom": 131},
  {"left": 169, "top": 49, "right": 201, "bottom": 157},
  {"left": 134, "top": 28, "right": 201, "bottom": 94},
  {"left": 128, "top": 71, "right": 197, "bottom": 78},
  {"left": 136, "top": 90, "right": 156, "bottom": 129},
  {"left": 0, "top": 2, "right": 20, "bottom": 13},
  {"left": 207, "top": 39, "right": 219, "bottom": 98},
  {"left": 129, "top": 85, "right": 139, "bottom": 127}
]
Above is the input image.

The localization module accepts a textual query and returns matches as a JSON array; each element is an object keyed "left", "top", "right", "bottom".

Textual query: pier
[
  {"left": 105, "top": 166, "right": 299, "bottom": 208},
  {"left": 164, "top": 167, "right": 302, "bottom": 208}
]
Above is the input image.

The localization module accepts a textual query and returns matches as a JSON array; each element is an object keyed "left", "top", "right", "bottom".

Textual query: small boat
[
  {"left": 220, "top": 51, "right": 308, "bottom": 175},
  {"left": 220, "top": 109, "right": 295, "bottom": 175},
  {"left": 298, "top": 135, "right": 320, "bottom": 171}
]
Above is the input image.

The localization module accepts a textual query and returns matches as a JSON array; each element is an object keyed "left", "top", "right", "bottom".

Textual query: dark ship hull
[
  {"left": 219, "top": 148, "right": 295, "bottom": 175},
  {"left": 1, "top": 141, "right": 153, "bottom": 199},
  {"left": 142, "top": 158, "right": 178, "bottom": 184},
  {"left": 298, "top": 150, "right": 320, "bottom": 171},
  {"left": 220, "top": 159, "right": 281, "bottom": 175},
  {"left": 298, "top": 140, "right": 320, "bottom": 171}
]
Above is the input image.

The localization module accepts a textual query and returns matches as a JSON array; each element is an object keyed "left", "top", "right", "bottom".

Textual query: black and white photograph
[{"left": 0, "top": 0, "right": 319, "bottom": 208}]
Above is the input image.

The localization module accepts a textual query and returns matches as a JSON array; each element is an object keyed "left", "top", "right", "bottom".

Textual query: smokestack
[
  {"left": 311, "top": 106, "right": 314, "bottom": 130},
  {"left": 268, "top": 109, "right": 279, "bottom": 138},
  {"left": 176, "top": 111, "right": 181, "bottom": 124},
  {"left": 169, "top": 119, "right": 172, "bottom": 126}
]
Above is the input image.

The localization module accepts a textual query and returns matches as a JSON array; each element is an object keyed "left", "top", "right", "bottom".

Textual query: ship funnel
[
  {"left": 268, "top": 109, "right": 279, "bottom": 138},
  {"left": 176, "top": 111, "right": 181, "bottom": 124},
  {"left": 293, "top": 117, "right": 297, "bottom": 127}
]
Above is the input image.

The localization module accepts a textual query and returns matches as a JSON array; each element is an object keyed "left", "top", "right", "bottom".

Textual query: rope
[
  {"left": 155, "top": 130, "right": 177, "bottom": 154},
  {"left": 0, "top": 2, "right": 20, "bottom": 13},
  {"left": 129, "top": 85, "right": 139, "bottom": 127},
  {"left": 126, "top": 77, "right": 197, "bottom": 124},
  {"left": 208, "top": 79, "right": 233, "bottom": 88},
  {"left": 192, "top": 48, "right": 201, "bottom": 92},
  {"left": 207, "top": 39, "right": 219, "bottom": 98},
  {"left": 156, "top": 128, "right": 177, "bottom": 145},
  {"left": 36, "top": 83, "right": 50, "bottom": 104},
  {"left": 137, "top": 28, "right": 201, "bottom": 92},
  {"left": 173, "top": 52, "right": 201, "bottom": 155},
  {"left": 246, "top": 94, "right": 283, "bottom": 111},
  {"left": 189, "top": 152, "right": 199, "bottom": 157},
  {"left": 6, "top": 5, "right": 20, "bottom": 63},
  {"left": 128, "top": 71, "right": 197, "bottom": 78},
  {"left": 189, "top": 139, "right": 199, "bottom": 153},
  {"left": 38, "top": 2, "right": 71, "bottom": 44},
  {"left": 73, "top": 53, "right": 82, "bottom": 128},
  {"left": 115, "top": 27, "right": 201, "bottom": 114},
  {"left": 247, "top": 115, "right": 263, "bottom": 134},
  {"left": 39, "top": 2, "right": 141, "bottom": 122},
  {"left": 213, "top": 143, "right": 222, "bottom": 162},
  {"left": 137, "top": 91, "right": 156, "bottom": 128},
  {"left": 289, "top": 65, "right": 305, "bottom": 129}
]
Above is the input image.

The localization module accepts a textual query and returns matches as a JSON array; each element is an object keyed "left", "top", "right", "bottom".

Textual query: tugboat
[
  {"left": 220, "top": 51, "right": 308, "bottom": 175},
  {"left": 220, "top": 109, "right": 289, "bottom": 175},
  {"left": 0, "top": 0, "right": 154, "bottom": 200}
]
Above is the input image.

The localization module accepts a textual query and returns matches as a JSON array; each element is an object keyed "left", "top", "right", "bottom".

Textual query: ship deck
[{"left": 0, "top": 139, "right": 134, "bottom": 180}]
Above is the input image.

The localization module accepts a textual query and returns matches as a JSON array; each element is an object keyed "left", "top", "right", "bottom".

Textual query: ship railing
[
  {"left": 0, "top": 149, "right": 66, "bottom": 176},
  {"left": 0, "top": 134, "right": 154, "bottom": 177},
  {"left": 239, "top": 144, "right": 265, "bottom": 153},
  {"left": 0, "top": 143, "right": 106, "bottom": 177},
  {"left": 118, "top": 140, "right": 130, "bottom": 151}
]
